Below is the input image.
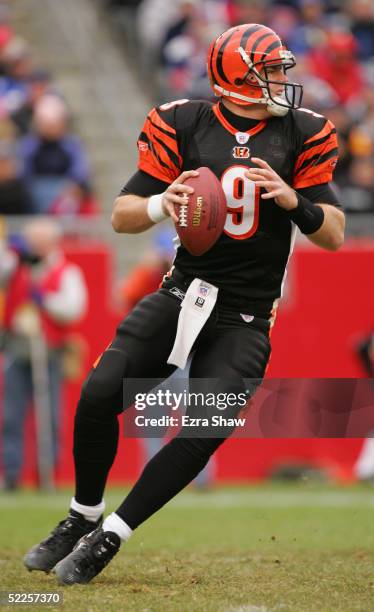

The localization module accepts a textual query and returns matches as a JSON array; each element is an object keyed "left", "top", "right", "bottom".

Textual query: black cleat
[
  {"left": 23, "top": 510, "right": 102, "bottom": 573},
  {"left": 53, "top": 527, "right": 120, "bottom": 585}
]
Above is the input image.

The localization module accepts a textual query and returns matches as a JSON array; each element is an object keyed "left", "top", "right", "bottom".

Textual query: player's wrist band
[
  {"left": 288, "top": 192, "right": 325, "bottom": 235},
  {"left": 147, "top": 193, "right": 168, "bottom": 223}
]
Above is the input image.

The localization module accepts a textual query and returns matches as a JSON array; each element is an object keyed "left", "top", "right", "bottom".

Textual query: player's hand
[
  {"left": 161, "top": 170, "right": 199, "bottom": 223},
  {"left": 245, "top": 158, "right": 298, "bottom": 211}
]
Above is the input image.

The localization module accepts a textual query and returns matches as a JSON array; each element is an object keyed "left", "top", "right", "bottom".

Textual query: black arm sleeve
[
  {"left": 119, "top": 170, "right": 170, "bottom": 198},
  {"left": 298, "top": 183, "right": 342, "bottom": 208}
]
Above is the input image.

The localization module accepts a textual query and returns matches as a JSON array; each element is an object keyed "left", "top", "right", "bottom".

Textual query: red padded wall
[{"left": 6, "top": 239, "right": 373, "bottom": 485}]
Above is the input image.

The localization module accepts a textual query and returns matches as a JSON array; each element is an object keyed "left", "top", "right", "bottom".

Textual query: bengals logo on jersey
[
  {"left": 232, "top": 146, "right": 250, "bottom": 159},
  {"left": 138, "top": 141, "right": 149, "bottom": 152}
]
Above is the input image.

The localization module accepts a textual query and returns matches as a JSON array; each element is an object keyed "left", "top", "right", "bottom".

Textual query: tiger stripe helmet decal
[{"left": 207, "top": 23, "right": 303, "bottom": 116}]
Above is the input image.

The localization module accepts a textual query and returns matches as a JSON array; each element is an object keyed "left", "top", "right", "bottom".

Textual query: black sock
[
  {"left": 116, "top": 435, "right": 224, "bottom": 529},
  {"left": 73, "top": 398, "right": 119, "bottom": 506}
]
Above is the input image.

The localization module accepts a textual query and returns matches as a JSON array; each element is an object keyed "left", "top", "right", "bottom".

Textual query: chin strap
[
  {"left": 214, "top": 84, "right": 267, "bottom": 104},
  {"left": 214, "top": 84, "right": 289, "bottom": 116},
  {"left": 266, "top": 96, "right": 289, "bottom": 117}
]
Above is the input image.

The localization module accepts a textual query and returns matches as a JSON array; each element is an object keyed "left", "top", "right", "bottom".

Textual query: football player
[{"left": 24, "top": 23, "right": 345, "bottom": 584}]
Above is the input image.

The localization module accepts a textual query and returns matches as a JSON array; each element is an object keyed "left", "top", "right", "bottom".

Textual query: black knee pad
[{"left": 81, "top": 347, "right": 128, "bottom": 411}]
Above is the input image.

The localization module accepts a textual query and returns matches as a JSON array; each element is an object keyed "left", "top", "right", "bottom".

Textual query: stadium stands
[{"left": 104, "top": 0, "right": 374, "bottom": 223}]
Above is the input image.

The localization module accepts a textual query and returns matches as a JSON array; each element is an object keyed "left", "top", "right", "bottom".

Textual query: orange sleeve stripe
[
  {"left": 138, "top": 158, "right": 178, "bottom": 182},
  {"left": 143, "top": 119, "right": 179, "bottom": 155},
  {"left": 143, "top": 122, "right": 181, "bottom": 163},
  {"left": 151, "top": 142, "right": 180, "bottom": 175},
  {"left": 148, "top": 108, "right": 176, "bottom": 136},
  {"left": 142, "top": 123, "right": 181, "bottom": 173},
  {"left": 295, "top": 140, "right": 338, "bottom": 172},
  {"left": 155, "top": 130, "right": 180, "bottom": 160},
  {"left": 293, "top": 171, "right": 335, "bottom": 189},
  {"left": 141, "top": 139, "right": 180, "bottom": 178},
  {"left": 295, "top": 154, "right": 338, "bottom": 180},
  {"left": 303, "top": 120, "right": 335, "bottom": 145},
  {"left": 136, "top": 106, "right": 182, "bottom": 183}
]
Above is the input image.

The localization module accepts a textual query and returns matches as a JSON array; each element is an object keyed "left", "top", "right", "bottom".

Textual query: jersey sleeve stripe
[
  {"left": 153, "top": 133, "right": 182, "bottom": 169},
  {"left": 138, "top": 159, "right": 177, "bottom": 182},
  {"left": 300, "top": 129, "right": 337, "bottom": 153},
  {"left": 144, "top": 110, "right": 182, "bottom": 168},
  {"left": 303, "top": 120, "right": 335, "bottom": 145},
  {"left": 293, "top": 115, "right": 339, "bottom": 189},
  {"left": 136, "top": 107, "right": 181, "bottom": 183},
  {"left": 148, "top": 121, "right": 181, "bottom": 162},
  {"left": 148, "top": 108, "right": 176, "bottom": 136},
  {"left": 295, "top": 140, "right": 338, "bottom": 172},
  {"left": 151, "top": 141, "right": 179, "bottom": 174},
  {"left": 296, "top": 146, "right": 338, "bottom": 174},
  {"left": 149, "top": 117, "right": 178, "bottom": 141},
  {"left": 138, "top": 139, "right": 179, "bottom": 181},
  {"left": 142, "top": 124, "right": 181, "bottom": 173},
  {"left": 293, "top": 171, "right": 336, "bottom": 189},
  {"left": 139, "top": 131, "right": 176, "bottom": 172}
]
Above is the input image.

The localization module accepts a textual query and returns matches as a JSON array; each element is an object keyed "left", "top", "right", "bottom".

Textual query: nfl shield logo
[
  {"left": 235, "top": 132, "right": 250, "bottom": 144},
  {"left": 198, "top": 282, "right": 210, "bottom": 297}
]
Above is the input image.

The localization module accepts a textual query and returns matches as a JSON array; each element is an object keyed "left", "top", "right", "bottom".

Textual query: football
[{"left": 174, "top": 167, "right": 227, "bottom": 256}]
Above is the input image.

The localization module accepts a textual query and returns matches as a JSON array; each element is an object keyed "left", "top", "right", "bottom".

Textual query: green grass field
[{"left": 1, "top": 483, "right": 374, "bottom": 611}]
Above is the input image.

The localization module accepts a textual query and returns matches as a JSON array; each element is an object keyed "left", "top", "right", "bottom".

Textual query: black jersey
[{"left": 135, "top": 99, "right": 339, "bottom": 316}]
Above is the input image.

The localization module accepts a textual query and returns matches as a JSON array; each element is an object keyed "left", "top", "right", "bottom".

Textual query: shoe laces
[
  {"left": 44, "top": 515, "right": 83, "bottom": 547},
  {"left": 82, "top": 531, "right": 118, "bottom": 569},
  {"left": 94, "top": 535, "right": 118, "bottom": 558}
]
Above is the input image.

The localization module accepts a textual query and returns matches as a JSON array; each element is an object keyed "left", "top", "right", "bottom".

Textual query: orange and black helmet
[{"left": 207, "top": 24, "right": 303, "bottom": 115}]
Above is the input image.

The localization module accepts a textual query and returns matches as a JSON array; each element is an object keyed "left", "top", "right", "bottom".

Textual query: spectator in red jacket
[
  {"left": 0, "top": 218, "right": 88, "bottom": 490},
  {"left": 307, "top": 31, "right": 364, "bottom": 107},
  {"left": 50, "top": 180, "right": 100, "bottom": 217}
]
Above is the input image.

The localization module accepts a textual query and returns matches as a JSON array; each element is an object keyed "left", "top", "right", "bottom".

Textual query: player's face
[{"left": 261, "top": 64, "right": 288, "bottom": 97}]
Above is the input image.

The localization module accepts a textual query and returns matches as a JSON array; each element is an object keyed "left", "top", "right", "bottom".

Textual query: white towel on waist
[{"left": 167, "top": 278, "right": 218, "bottom": 369}]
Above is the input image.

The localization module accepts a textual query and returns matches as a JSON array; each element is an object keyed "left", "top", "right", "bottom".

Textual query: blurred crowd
[
  {"left": 0, "top": 4, "right": 101, "bottom": 490},
  {"left": 0, "top": 217, "right": 88, "bottom": 490},
  {"left": 104, "top": 0, "right": 374, "bottom": 214},
  {"left": 2, "top": 0, "right": 374, "bottom": 216},
  {"left": 0, "top": 4, "right": 99, "bottom": 217}
]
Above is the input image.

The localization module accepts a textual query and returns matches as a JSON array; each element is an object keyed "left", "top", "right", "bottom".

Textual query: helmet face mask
[
  {"left": 248, "top": 59, "right": 303, "bottom": 110},
  {"left": 207, "top": 24, "right": 303, "bottom": 115}
]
